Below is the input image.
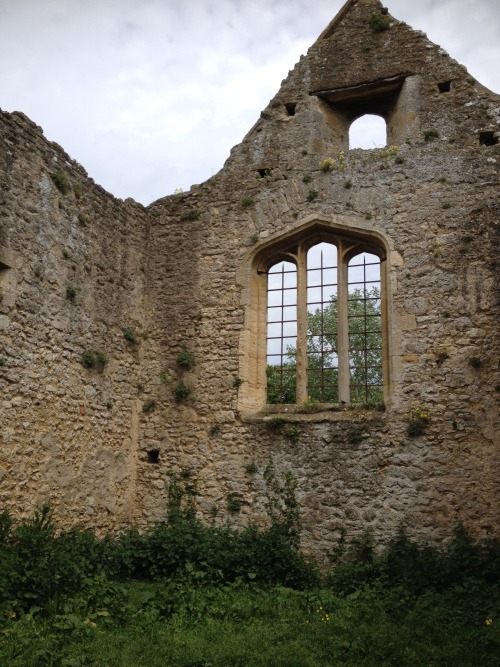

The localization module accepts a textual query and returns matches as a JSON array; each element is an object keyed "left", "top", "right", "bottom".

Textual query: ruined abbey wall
[{"left": 1, "top": 0, "right": 498, "bottom": 561}]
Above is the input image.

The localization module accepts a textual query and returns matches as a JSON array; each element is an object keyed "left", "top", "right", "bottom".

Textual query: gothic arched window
[{"left": 264, "top": 235, "right": 385, "bottom": 406}]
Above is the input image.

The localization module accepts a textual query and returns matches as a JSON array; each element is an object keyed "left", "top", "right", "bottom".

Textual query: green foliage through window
[{"left": 267, "top": 287, "right": 383, "bottom": 404}]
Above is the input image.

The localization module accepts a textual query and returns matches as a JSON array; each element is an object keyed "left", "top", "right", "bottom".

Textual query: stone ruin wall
[
  {"left": 0, "top": 111, "right": 152, "bottom": 528},
  {"left": 0, "top": 0, "right": 498, "bottom": 562}
]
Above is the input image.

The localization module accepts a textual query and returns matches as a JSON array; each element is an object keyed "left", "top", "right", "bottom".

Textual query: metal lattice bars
[{"left": 266, "top": 241, "right": 382, "bottom": 405}]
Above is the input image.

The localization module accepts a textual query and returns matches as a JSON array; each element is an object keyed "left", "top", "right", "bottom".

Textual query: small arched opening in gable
[
  {"left": 313, "top": 75, "right": 420, "bottom": 151},
  {"left": 349, "top": 114, "right": 387, "bottom": 150}
]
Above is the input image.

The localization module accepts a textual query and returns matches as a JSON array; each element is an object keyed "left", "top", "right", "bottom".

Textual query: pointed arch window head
[{"left": 265, "top": 234, "right": 385, "bottom": 408}]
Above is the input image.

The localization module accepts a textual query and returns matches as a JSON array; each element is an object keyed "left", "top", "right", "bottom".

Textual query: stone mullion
[
  {"left": 295, "top": 243, "right": 308, "bottom": 403},
  {"left": 337, "top": 242, "right": 350, "bottom": 404}
]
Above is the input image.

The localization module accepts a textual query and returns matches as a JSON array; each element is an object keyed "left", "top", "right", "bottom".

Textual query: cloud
[{"left": 0, "top": 0, "right": 498, "bottom": 204}]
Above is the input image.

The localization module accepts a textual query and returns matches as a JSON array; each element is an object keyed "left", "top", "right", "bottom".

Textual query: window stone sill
[{"left": 244, "top": 404, "right": 386, "bottom": 423}]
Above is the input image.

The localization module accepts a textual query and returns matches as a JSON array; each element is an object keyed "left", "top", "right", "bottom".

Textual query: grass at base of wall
[
  {"left": 0, "top": 507, "right": 498, "bottom": 665},
  {"left": 1, "top": 579, "right": 498, "bottom": 667}
]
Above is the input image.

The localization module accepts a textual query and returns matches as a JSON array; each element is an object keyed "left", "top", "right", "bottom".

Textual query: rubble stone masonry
[{"left": 1, "top": 0, "right": 498, "bottom": 562}]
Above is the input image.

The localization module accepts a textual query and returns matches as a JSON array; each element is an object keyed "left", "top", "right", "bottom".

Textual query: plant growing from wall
[
  {"left": 73, "top": 183, "right": 82, "bottom": 199},
  {"left": 142, "top": 400, "right": 156, "bottom": 414},
  {"left": 245, "top": 461, "right": 258, "bottom": 474},
  {"left": 369, "top": 12, "right": 390, "bottom": 32},
  {"left": 173, "top": 382, "right": 191, "bottom": 402},
  {"left": 263, "top": 462, "right": 301, "bottom": 548},
  {"left": 242, "top": 197, "right": 254, "bottom": 208},
  {"left": 302, "top": 173, "right": 312, "bottom": 183},
  {"left": 407, "top": 405, "right": 431, "bottom": 437},
  {"left": 177, "top": 349, "right": 195, "bottom": 369},
  {"left": 232, "top": 377, "right": 243, "bottom": 389},
  {"left": 284, "top": 425, "right": 299, "bottom": 443},
  {"left": 167, "top": 473, "right": 197, "bottom": 523},
  {"left": 186, "top": 209, "right": 200, "bottom": 220},
  {"left": 266, "top": 416, "right": 286, "bottom": 431},
  {"left": 307, "top": 190, "right": 318, "bottom": 202},
  {"left": 51, "top": 171, "right": 70, "bottom": 194},
  {"left": 122, "top": 327, "right": 138, "bottom": 346},
  {"left": 226, "top": 492, "right": 244, "bottom": 513},
  {"left": 81, "top": 350, "right": 107, "bottom": 371},
  {"left": 424, "top": 129, "right": 440, "bottom": 142},
  {"left": 469, "top": 357, "right": 481, "bottom": 369},
  {"left": 319, "top": 159, "right": 335, "bottom": 173},
  {"left": 346, "top": 425, "right": 364, "bottom": 444},
  {"left": 208, "top": 424, "right": 221, "bottom": 436},
  {"left": 66, "top": 285, "right": 76, "bottom": 302}
]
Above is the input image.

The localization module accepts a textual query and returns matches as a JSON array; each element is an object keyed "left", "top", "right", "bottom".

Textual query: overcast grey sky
[{"left": 0, "top": 0, "right": 498, "bottom": 205}]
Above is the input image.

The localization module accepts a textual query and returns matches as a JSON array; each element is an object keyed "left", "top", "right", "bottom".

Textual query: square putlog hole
[
  {"left": 147, "top": 449, "right": 160, "bottom": 464},
  {"left": 479, "top": 131, "right": 498, "bottom": 146}
]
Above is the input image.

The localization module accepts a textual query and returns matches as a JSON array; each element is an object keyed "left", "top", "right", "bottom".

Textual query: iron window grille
[{"left": 266, "top": 239, "right": 383, "bottom": 405}]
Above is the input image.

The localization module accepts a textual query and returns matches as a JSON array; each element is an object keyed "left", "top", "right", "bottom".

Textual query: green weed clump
[
  {"left": 369, "top": 12, "right": 390, "bottom": 32},
  {"left": 51, "top": 171, "right": 70, "bottom": 194},
  {"left": 81, "top": 350, "right": 107, "bottom": 371},
  {"left": 122, "top": 327, "right": 138, "bottom": 346},
  {"left": 226, "top": 492, "right": 244, "bottom": 513},
  {"left": 66, "top": 285, "right": 76, "bottom": 302},
  {"left": 424, "top": 129, "right": 440, "bottom": 141},
  {"left": 0, "top": 504, "right": 498, "bottom": 667},
  {"left": 469, "top": 356, "right": 482, "bottom": 369},
  {"left": 407, "top": 405, "right": 430, "bottom": 437},
  {"left": 177, "top": 349, "right": 195, "bottom": 369},
  {"left": 173, "top": 382, "right": 191, "bottom": 402},
  {"left": 328, "top": 524, "right": 500, "bottom": 596}
]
